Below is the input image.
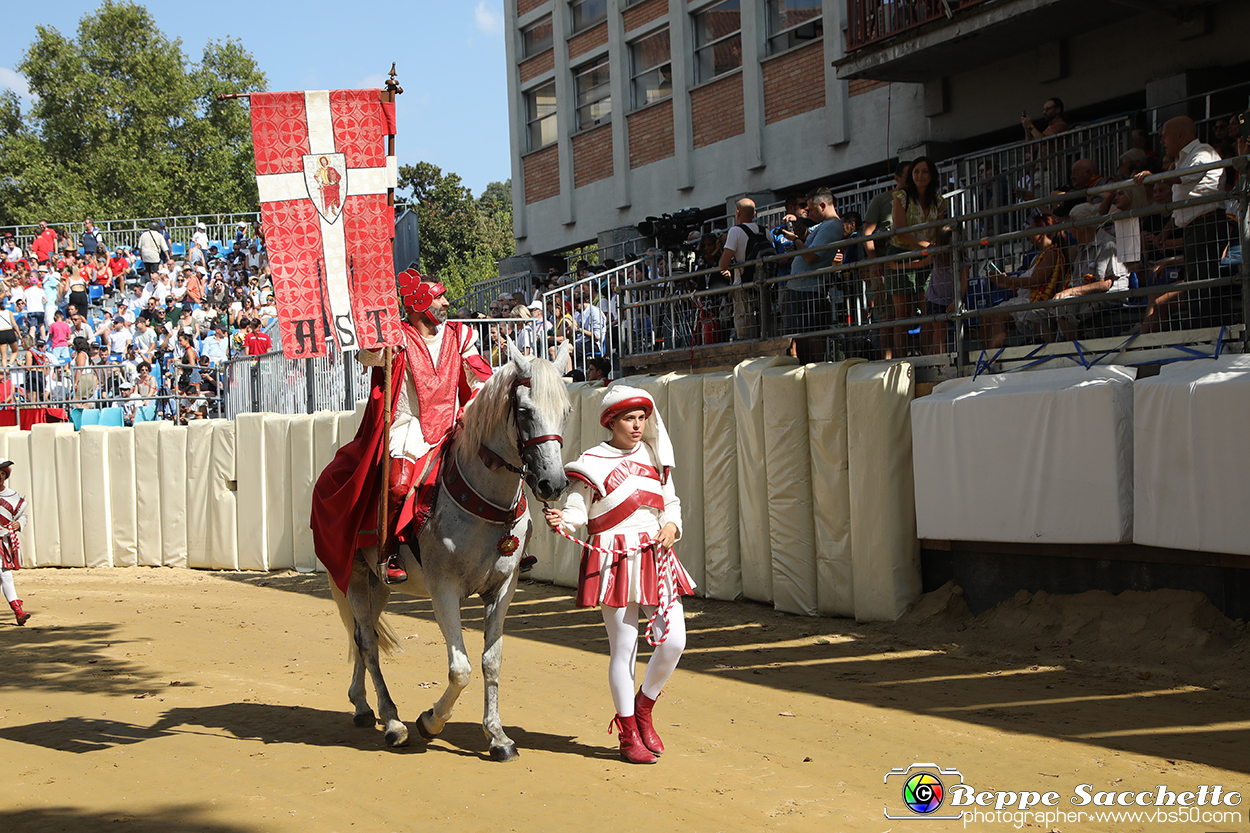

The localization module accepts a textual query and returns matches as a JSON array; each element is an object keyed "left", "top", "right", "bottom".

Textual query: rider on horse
[{"left": 311, "top": 270, "right": 492, "bottom": 590}]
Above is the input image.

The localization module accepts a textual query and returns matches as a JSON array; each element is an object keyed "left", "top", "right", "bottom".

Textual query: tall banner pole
[{"left": 377, "top": 65, "right": 402, "bottom": 563}]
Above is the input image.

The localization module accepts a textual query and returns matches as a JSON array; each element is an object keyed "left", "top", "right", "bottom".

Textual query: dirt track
[{"left": 1, "top": 568, "right": 1247, "bottom": 833}]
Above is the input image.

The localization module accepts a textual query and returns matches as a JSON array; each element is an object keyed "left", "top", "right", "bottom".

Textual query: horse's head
[{"left": 507, "top": 341, "right": 570, "bottom": 502}]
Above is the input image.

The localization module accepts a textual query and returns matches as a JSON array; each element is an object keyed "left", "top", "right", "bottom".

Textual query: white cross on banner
[{"left": 250, "top": 89, "right": 403, "bottom": 357}]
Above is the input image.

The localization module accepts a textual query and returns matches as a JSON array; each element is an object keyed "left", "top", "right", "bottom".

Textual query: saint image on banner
[{"left": 314, "top": 155, "right": 342, "bottom": 219}]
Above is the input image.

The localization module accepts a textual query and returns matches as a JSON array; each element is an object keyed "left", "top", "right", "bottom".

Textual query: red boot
[
  {"left": 634, "top": 689, "right": 664, "bottom": 755},
  {"left": 610, "top": 714, "right": 657, "bottom": 764},
  {"left": 380, "top": 459, "right": 416, "bottom": 585},
  {"left": 10, "top": 599, "right": 30, "bottom": 626}
]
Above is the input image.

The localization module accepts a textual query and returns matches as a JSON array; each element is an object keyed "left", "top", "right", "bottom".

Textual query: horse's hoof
[
  {"left": 384, "top": 722, "right": 410, "bottom": 748},
  {"left": 415, "top": 709, "right": 439, "bottom": 740},
  {"left": 353, "top": 710, "right": 376, "bottom": 728},
  {"left": 489, "top": 744, "right": 519, "bottom": 763}
]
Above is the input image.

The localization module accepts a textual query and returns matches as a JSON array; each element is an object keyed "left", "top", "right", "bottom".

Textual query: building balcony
[{"left": 836, "top": 0, "right": 1209, "bottom": 83}]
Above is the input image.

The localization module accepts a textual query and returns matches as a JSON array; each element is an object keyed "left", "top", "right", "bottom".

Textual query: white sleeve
[
  {"left": 659, "top": 474, "right": 682, "bottom": 540},
  {"left": 558, "top": 481, "right": 594, "bottom": 533},
  {"left": 13, "top": 497, "right": 28, "bottom": 530}
]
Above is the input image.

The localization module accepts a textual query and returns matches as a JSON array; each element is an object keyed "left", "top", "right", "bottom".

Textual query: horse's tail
[{"left": 328, "top": 553, "right": 400, "bottom": 659}]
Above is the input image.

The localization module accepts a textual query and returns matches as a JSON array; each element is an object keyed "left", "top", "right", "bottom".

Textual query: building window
[
  {"left": 765, "top": 0, "right": 822, "bottom": 55},
  {"left": 522, "top": 15, "right": 553, "bottom": 58},
  {"left": 692, "top": 0, "right": 742, "bottom": 84},
  {"left": 630, "top": 29, "right": 672, "bottom": 110},
  {"left": 526, "top": 82, "right": 558, "bottom": 151},
  {"left": 573, "top": 55, "right": 612, "bottom": 130},
  {"left": 570, "top": 0, "right": 607, "bottom": 33}
]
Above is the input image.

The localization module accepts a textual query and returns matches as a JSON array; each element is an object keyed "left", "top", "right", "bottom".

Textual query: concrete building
[{"left": 503, "top": 0, "right": 1250, "bottom": 269}]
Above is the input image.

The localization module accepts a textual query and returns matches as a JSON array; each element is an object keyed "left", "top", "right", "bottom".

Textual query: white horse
[{"left": 328, "top": 344, "right": 570, "bottom": 760}]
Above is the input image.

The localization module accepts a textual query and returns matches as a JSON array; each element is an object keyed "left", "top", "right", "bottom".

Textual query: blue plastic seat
[
  {"left": 88, "top": 285, "right": 104, "bottom": 304},
  {"left": 98, "top": 407, "right": 125, "bottom": 427},
  {"left": 79, "top": 409, "right": 100, "bottom": 429},
  {"left": 171, "top": 241, "right": 187, "bottom": 257},
  {"left": 134, "top": 403, "right": 157, "bottom": 423}
]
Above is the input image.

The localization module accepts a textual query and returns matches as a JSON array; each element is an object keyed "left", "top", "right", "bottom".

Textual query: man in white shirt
[
  {"left": 106, "top": 317, "right": 133, "bottom": 362},
  {"left": 201, "top": 324, "right": 230, "bottom": 363},
  {"left": 192, "top": 222, "right": 209, "bottom": 253},
  {"left": 132, "top": 316, "right": 158, "bottom": 363},
  {"left": 574, "top": 286, "right": 606, "bottom": 357},
  {"left": 718, "top": 198, "right": 765, "bottom": 340}
]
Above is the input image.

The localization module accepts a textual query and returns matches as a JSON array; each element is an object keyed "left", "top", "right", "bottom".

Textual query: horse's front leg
[
  {"left": 481, "top": 570, "right": 520, "bottom": 762},
  {"left": 417, "top": 586, "right": 472, "bottom": 741},
  {"left": 350, "top": 567, "right": 407, "bottom": 747}
]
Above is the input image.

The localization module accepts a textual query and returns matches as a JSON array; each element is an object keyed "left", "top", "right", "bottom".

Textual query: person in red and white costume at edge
[
  {"left": 311, "top": 272, "right": 492, "bottom": 590},
  {"left": 543, "top": 387, "right": 695, "bottom": 764},
  {"left": 0, "top": 459, "right": 32, "bottom": 626}
]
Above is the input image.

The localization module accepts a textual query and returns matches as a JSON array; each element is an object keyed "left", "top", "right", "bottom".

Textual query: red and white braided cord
[
  {"left": 4, "top": 522, "right": 20, "bottom": 566},
  {"left": 552, "top": 526, "right": 679, "bottom": 647}
]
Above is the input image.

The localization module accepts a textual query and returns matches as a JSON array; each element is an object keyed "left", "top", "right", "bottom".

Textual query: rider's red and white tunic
[
  {"left": 561, "top": 441, "right": 695, "bottom": 608},
  {"left": 0, "top": 488, "right": 28, "bottom": 571}
]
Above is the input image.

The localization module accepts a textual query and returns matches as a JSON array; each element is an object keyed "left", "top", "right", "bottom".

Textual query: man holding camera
[{"left": 718, "top": 198, "right": 765, "bottom": 340}]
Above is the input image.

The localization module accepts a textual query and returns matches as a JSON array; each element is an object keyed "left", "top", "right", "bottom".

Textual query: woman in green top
[{"left": 886, "top": 157, "right": 947, "bottom": 359}]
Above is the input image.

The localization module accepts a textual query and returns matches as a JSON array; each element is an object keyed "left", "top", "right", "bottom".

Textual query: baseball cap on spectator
[
  {"left": 3, "top": 232, "right": 12, "bottom": 239},
  {"left": 238, "top": 221, "right": 247, "bottom": 228},
  {"left": 197, "top": 222, "right": 207, "bottom": 230},
  {"left": 158, "top": 221, "right": 166, "bottom": 229},
  {"left": 113, "top": 316, "right": 123, "bottom": 324},
  {"left": 528, "top": 298, "right": 543, "bottom": 311}
]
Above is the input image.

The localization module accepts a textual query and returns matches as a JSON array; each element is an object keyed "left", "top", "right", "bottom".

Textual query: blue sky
[{"left": 0, "top": 0, "right": 512, "bottom": 197}]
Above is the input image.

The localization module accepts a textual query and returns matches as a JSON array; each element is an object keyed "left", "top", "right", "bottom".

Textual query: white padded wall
[
  {"left": 132, "top": 421, "right": 163, "bottom": 566},
  {"left": 185, "top": 420, "right": 216, "bottom": 569},
  {"left": 6, "top": 431, "right": 35, "bottom": 566},
  {"left": 289, "top": 415, "right": 318, "bottom": 572},
  {"left": 106, "top": 427, "right": 137, "bottom": 567},
  {"left": 78, "top": 427, "right": 113, "bottom": 567},
  {"left": 54, "top": 430, "right": 85, "bottom": 568},
  {"left": 848, "top": 362, "right": 921, "bottom": 622},
  {"left": 30, "top": 425, "right": 66, "bottom": 566},
  {"left": 762, "top": 366, "right": 817, "bottom": 617},
  {"left": 912, "top": 366, "right": 1136, "bottom": 544},
  {"left": 159, "top": 424, "right": 188, "bottom": 568},
  {"left": 702, "top": 373, "right": 741, "bottom": 601},
  {"left": 235, "top": 413, "right": 267, "bottom": 571},
  {"left": 551, "top": 383, "right": 592, "bottom": 589},
  {"left": 263, "top": 414, "right": 295, "bottom": 571},
  {"left": 806, "top": 361, "right": 860, "bottom": 617},
  {"left": 666, "top": 374, "right": 706, "bottom": 594},
  {"left": 1135, "top": 356, "right": 1250, "bottom": 553},
  {"left": 734, "top": 356, "right": 795, "bottom": 603},
  {"left": 209, "top": 420, "right": 239, "bottom": 570}
]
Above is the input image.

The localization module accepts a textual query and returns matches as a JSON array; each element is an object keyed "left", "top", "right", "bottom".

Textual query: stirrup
[
  {"left": 382, "top": 553, "right": 408, "bottom": 585},
  {"left": 519, "top": 554, "right": 537, "bottom": 573}
]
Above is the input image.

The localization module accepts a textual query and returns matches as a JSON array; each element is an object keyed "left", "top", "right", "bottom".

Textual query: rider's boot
[
  {"left": 634, "top": 689, "right": 664, "bottom": 755},
  {"left": 381, "top": 457, "right": 417, "bottom": 585},
  {"left": 9, "top": 598, "right": 30, "bottom": 626},
  {"left": 611, "top": 714, "right": 657, "bottom": 764}
]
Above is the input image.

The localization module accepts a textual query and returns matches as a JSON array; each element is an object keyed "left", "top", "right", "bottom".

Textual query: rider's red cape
[{"left": 311, "top": 324, "right": 492, "bottom": 593}]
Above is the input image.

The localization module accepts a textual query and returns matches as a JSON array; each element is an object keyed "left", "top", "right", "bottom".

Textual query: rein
[{"left": 478, "top": 374, "right": 563, "bottom": 476}]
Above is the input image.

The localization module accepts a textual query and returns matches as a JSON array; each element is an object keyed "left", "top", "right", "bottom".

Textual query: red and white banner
[{"left": 250, "top": 89, "right": 403, "bottom": 357}]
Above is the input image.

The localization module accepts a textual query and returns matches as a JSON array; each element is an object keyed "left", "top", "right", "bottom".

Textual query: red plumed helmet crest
[{"left": 397, "top": 268, "right": 445, "bottom": 314}]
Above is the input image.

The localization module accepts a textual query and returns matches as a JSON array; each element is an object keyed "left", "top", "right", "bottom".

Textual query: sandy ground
[{"left": 1, "top": 568, "right": 1248, "bottom": 833}]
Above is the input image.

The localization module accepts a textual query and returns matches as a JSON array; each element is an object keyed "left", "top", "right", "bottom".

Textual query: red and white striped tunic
[
  {"left": 562, "top": 441, "right": 694, "bottom": 608},
  {"left": 0, "top": 489, "right": 28, "bottom": 571}
]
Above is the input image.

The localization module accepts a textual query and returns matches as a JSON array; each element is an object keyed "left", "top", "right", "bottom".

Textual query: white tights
[
  {"left": 601, "top": 600, "right": 686, "bottom": 716},
  {"left": 1, "top": 569, "right": 15, "bottom": 603}
]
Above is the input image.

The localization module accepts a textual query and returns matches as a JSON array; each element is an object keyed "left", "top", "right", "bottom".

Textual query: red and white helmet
[{"left": 397, "top": 268, "right": 446, "bottom": 319}]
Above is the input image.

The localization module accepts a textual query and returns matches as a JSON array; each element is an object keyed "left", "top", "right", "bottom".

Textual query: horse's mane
[{"left": 455, "top": 357, "right": 569, "bottom": 467}]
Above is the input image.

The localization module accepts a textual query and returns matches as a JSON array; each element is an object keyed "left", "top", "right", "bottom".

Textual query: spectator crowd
[{"left": 0, "top": 218, "right": 279, "bottom": 424}]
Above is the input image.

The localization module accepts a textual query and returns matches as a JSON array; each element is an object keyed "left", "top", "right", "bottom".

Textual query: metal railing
[
  {"left": 2, "top": 213, "right": 262, "bottom": 257},
  {"left": 450, "top": 272, "right": 536, "bottom": 316},
  {"left": 222, "top": 348, "right": 369, "bottom": 419},
  {"left": 845, "top": 0, "right": 991, "bottom": 52},
  {"left": 615, "top": 156, "right": 1248, "bottom": 375},
  {"left": 537, "top": 258, "right": 645, "bottom": 377}
]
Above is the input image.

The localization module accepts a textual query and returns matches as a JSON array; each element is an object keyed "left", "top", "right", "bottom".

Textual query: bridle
[{"left": 477, "top": 374, "right": 563, "bottom": 477}]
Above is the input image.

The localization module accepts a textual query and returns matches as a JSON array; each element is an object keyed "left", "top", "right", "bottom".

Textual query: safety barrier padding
[
  {"left": 54, "top": 430, "right": 86, "bottom": 568},
  {"left": 209, "top": 420, "right": 239, "bottom": 570},
  {"left": 848, "top": 362, "right": 922, "bottom": 622},
  {"left": 29, "top": 425, "right": 65, "bottom": 566},
  {"left": 734, "top": 356, "right": 796, "bottom": 603},
  {"left": 78, "top": 427, "right": 113, "bottom": 567},
  {"left": 701, "top": 373, "right": 742, "bottom": 600},
  {"left": 235, "top": 413, "right": 268, "bottom": 570},
  {"left": 806, "top": 361, "right": 861, "bottom": 617},
  {"left": 666, "top": 374, "right": 706, "bottom": 594},
  {"left": 763, "top": 366, "right": 817, "bottom": 617},
  {"left": 0, "top": 429, "right": 35, "bottom": 565},
  {"left": 159, "top": 424, "right": 189, "bottom": 567},
  {"left": 288, "top": 415, "right": 318, "bottom": 572},
  {"left": 912, "top": 365, "right": 1135, "bottom": 544},
  {"left": 263, "top": 414, "right": 295, "bottom": 571},
  {"left": 1134, "top": 355, "right": 1250, "bottom": 554},
  {"left": 132, "top": 421, "right": 164, "bottom": 566},
  {"left": 185, "top": 421, "right": 216, "bottom": 569},
  {"left": 105, "top": 427, "right": 137, "bottom": 567}
]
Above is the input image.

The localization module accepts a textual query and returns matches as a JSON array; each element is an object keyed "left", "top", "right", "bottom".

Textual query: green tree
[
  {"left": 397, "top": 164, "right": 516, "bottom": 299},
  {"left": 0, "top": 0, "right": 265, "bottom": 226}
]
